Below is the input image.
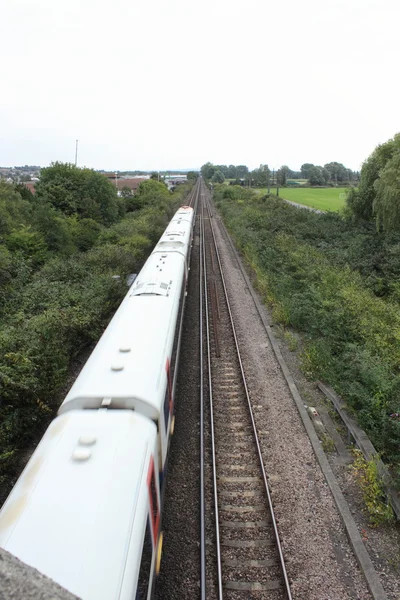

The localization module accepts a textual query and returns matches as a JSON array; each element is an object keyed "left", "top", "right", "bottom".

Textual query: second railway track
[{"left": 199, "top": 180, "right": 292, "bottom": 600}]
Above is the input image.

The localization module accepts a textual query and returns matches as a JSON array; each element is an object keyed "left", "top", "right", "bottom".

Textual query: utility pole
[
  {"left": 75, "top": 140, "right": 79, "bottom": 167},
  {"left": 267, "top": 167, "right": 270, "bottom": 195}
]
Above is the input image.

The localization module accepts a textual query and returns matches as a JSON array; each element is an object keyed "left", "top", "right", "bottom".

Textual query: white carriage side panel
[{"left": 0, "top": 411, "right": 158, "bottom": 600}]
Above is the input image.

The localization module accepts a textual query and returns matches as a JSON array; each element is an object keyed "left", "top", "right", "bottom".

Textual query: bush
[
  {"left": 73, "top": 218, "right": 102, "bottom": 251},
  {"left": 215, "top": 187, "right": 400, "bottom": 472}
]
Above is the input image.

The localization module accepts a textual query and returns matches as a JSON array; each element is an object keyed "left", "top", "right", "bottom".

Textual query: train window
[
  {"left": 170, "top": 278, "right": 185, "bottom": 381},
  {"left": 135, "top": 519, "right": 152, "bottom": 600},
  {"left": 147, "top": 457, "right": 160, "bottom": 546},
  {"left": 150, "top": 469, "right": 158, "bottom": 525},
  {"left": 163, "top": 387, "right": 169, "bottom": 433},
  {"left": 164, "top": 358, "right": 173, "bottom": 433}
]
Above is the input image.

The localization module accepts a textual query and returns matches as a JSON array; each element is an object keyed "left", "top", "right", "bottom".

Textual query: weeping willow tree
[
  {"left": 346, "top": 133, "right": 400, "bottom": 224},
  {"left": 373, "top": 152, "right": 400, "bottom": 231}
]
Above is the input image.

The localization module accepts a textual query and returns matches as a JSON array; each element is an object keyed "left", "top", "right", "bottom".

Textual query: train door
[{"left": 136, "top": 456, "right": 162, "bottom": 600}]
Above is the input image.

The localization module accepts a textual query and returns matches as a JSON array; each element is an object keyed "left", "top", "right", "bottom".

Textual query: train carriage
[
  {"left": 59, "top": 206, "right": 194, "bottom": 477},
  {"left": 0, "top": 411, "right": 161, "bottom": 600}
]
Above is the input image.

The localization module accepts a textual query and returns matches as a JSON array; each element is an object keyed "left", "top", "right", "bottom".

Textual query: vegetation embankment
[
  {"left": 0, "top": 164, "right": 191, "bottom": 502},
  {"left": 253, "top": 187, "right": 347, "bottom": 212},
  {"left": 214, "top": 141, "right": 400, "bottom": 486}
]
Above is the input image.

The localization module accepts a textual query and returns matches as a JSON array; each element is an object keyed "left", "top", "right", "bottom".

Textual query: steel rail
[
  {"left": 188, "top": 185, "right": 195, "bottom": 207},
  {"left": 199, "top": 183, "right": 206, "bottom": 600},
  {"left": 203, "top": 189, "right": 293, "bottom": 600},
  {"left": 201, "top": 191, "right": 224, "bottom": 600},
  {"left": 188, "top": 179, "right": 199, "bottom": 208}
]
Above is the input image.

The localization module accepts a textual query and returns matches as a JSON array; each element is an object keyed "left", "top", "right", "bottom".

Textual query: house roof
[
  {"left": 115, "top": 178, "right": 146, "bottom": 191},
  {"left": 23, "top": 182, "right": 36, "bottom": 194}
]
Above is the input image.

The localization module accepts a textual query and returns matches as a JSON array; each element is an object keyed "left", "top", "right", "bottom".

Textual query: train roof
[
  {"left": 176, "top": 205, "right": 193, "bottom": 215},
  {"left": 153, "top": 207, "right": 193, "bottom": 254},
  {"left": 59, "top": 252, "right": 186, "bottom": 417},
  {"left": 0, "top": 411, "right": 157, "bottom": 600}
]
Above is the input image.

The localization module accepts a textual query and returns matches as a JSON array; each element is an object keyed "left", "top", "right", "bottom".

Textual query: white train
[{"left": 0, "top": 205, "right": 195, "bottom": 600}]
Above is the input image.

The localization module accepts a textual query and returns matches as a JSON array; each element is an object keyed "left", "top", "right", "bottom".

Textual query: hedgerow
[{"left": 214, "top": 186, "right": 400, "bottom": 482}]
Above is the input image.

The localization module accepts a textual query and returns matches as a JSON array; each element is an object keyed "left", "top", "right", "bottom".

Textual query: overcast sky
[{"left": 1, "top": 0, "right": 399, "bottom": 171}]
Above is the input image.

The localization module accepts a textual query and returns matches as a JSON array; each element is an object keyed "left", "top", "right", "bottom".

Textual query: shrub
[{"left": 215, "top": 187, "right": 400, "bottom": 472}]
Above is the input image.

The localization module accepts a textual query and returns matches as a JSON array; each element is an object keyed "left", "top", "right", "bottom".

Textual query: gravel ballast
[{"left": 155, "top": 215, "right": 201, "bottom": 599}]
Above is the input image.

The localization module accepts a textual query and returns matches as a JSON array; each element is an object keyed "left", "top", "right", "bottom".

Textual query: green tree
[
  {"left": 32, "top": 204, "right": 75, "bottom": 255},
  {"left": 6, "top": 225, "right": 48, "bottom": 266},
  {"left": 0, "top": 181, "right": 33, "bottom": 235},
  {"left": 373, "top": 152, "right": 400, "bottom": 232},
  {"left": 308, "top": 166, "right": 325, "bottom": 186},
  {"left": 212, "top": 170, "right": 225, "bottom": 184},
  {"left": 251, "top": 165, "right": 270, "bottom": 187},
  {"left": 187, "top": 171, "right": 199, "bottom": 181},
  {"left": 35, "top": 163, "right": 119, "bottom": 225},
  {"left": 236, "top": 165, "right": 249, "bottom": 179},
  {"left": 0, "top": 245, "right": 12, "bottom": 286},
  {"left": 73, "top": 218, "right": 102, "bottom": 251},
  {"left": 277, "top": 165, "right": 290, "bottom": 186},
  {"left": 226, "top": 165, "right": 236, "bottom": 178},
  {"left": 321, "top": 167, "right": 330, "bottom": 183},
  {"left": 324, "top": 162, "right": 351, "bottom": 183},
  {"left": 347, "top": 134, "right": 400, "bottom": 221},
  {"left": 215, "top": 165, "right": 229, "bottom": 177},
  {"left": 201, "top": 162, "right": 216, "bottom": 179},
  {"left": 301, "top": 163, "right": 315, "bottom": 179},
  {"left": 126, "top": 179, "right": 170, "bottom": 213},
  {"left": 14, "top": 183, "right": 34, "bottom": 202}
]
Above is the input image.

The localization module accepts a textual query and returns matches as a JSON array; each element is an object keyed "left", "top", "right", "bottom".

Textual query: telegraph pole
[{"left": 75, "top": 140, "right": 79, "bottom": 167}]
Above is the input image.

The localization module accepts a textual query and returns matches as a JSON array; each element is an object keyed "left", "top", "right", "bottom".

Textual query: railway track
[
  {"left": 158, "top": 178, "right": 386, "bottom": 600},
  {"left": 187, "top": 180, "right": 200, "bottom": 210},
  {"left": 198, "top": 179, "right": 292, "bottom": 600}
]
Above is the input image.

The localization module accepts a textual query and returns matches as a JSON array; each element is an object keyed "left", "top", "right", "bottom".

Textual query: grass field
[{"left": 255, "top": 187, "right": 348, "bottom": 211}]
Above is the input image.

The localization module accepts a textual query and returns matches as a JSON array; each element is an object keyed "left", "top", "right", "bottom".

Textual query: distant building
[
  {"left": 164, "top": 174, "right": 187, "bottom": 182},
  {"left": 164, "top": 174, "right": 187, "bottom": 190},
  {"left": 114, "top": 178, "right": 147, "bottom": 195},
  {"left": 23, "top": 182, "right": 36, "bottom": 194},
  {"left": 99, "top": 173, "right": 150, "bottom": 195}
]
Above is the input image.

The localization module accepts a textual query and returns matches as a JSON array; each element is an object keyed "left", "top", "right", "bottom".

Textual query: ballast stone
[{"left": 0, "top": 548, "right": 79, "bottom": 600}]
